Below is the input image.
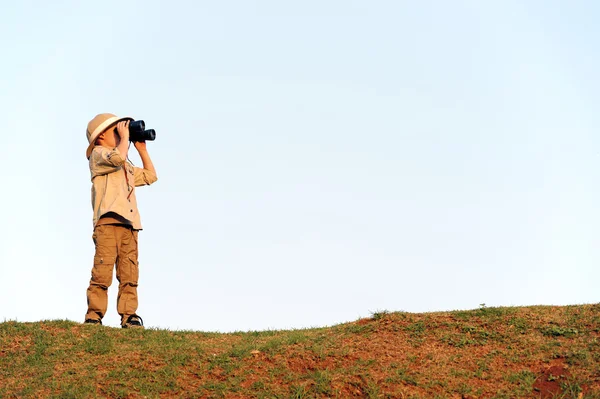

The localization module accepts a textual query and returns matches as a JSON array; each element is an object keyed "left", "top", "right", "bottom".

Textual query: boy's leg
[
  {"left": 85, "top": 225, "right": 118, "bottom": 322},
  {"left": 115, "top": 227, "right": 140, "bottom": 325}
]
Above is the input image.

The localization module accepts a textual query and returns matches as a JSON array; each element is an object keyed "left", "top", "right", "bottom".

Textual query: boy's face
[{"left": 97, "top": 126, "right": 122, "bottom": 148}]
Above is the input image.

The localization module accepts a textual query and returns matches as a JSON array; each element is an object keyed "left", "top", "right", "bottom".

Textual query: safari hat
[{"left": 86, "top": 113, "right": 133, "bottom": 159}]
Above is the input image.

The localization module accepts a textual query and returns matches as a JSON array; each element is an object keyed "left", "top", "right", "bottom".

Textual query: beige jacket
[{"left": 90, "top": 146, "right": 158, "bottom": 230}]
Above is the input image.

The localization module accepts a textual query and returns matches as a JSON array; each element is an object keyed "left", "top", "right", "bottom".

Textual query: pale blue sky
[{"left": 1, "top": 1, "right": 599, "bottom": 331}]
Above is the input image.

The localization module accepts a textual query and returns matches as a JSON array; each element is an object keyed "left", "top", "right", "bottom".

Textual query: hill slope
[{"left": 1, "top": 305, "right": 599, "bottom": 398}]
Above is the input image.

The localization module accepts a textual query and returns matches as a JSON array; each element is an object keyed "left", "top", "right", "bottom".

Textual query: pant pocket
[{"left": 91, "top": 255, "right": 116, "bottom": 288}]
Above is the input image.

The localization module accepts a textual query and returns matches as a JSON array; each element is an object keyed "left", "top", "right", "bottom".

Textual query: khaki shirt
[{"left": 90, "top": 146, "right": 158, "bottom": 230}]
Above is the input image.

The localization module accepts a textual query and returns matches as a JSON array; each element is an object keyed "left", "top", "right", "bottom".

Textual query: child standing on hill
[{"left": 84, "top": 113, "right": 158, "bottom": 328}]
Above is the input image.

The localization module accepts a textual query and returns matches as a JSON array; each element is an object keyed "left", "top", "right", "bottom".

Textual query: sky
[{"left": 1, "top": 1, "right": 600, "bottom": 332}]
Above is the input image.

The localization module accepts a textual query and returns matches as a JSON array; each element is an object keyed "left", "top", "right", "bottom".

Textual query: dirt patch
[{"left": 532, "top": 364, "right": 572, "bottom": 398}]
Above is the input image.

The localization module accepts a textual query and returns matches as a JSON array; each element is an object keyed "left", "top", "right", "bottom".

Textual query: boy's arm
[
  {"left": 91, "top": 147, "right": 126, "bottom": 177},
  {"left": 116, "top": 120, "right": 130, "bottom": 159},
  {"left": 90, "top": 121, "right": 130, "bottom": 177},
  {"left": 134, "top": 141, "right": 156, "bottom": 176},
  {"left": 133, "top": 141, "right": 158, "bottom": 186}
]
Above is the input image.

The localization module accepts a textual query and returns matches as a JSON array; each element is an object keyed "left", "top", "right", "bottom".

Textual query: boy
[{"left": 84, "top": 113, "right": 158, "bottom": 328}]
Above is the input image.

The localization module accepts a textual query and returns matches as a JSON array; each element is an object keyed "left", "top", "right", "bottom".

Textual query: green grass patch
[{"left": 2, "top": 306, "right": 600, "bottom": 398}]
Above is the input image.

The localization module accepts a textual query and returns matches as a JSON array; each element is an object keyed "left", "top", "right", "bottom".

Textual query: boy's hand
[
  {"left": 116, "top": 120, "right": 130, "bottom": 141},
  {"left": 134, "top": 141, "right": 147, "bottom": 152}
]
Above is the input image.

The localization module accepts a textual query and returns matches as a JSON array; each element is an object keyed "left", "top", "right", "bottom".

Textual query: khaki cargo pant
[{"left": 85, "top": 225, "right": 140, "bottom": 325}]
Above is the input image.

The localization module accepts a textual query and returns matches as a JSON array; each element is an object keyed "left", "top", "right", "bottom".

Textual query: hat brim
[{"left": 86, "top": 116, "right": 133, "bottom": 159}]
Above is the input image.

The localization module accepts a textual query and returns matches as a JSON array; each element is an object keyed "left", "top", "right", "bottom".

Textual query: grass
[{"left": 1, "top": 305, "right": 600, "bottom": 398}]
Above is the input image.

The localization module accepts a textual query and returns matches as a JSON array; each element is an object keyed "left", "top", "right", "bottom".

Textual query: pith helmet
[{"left": 86, "top": 113, "right": 133, "bottom": 159}]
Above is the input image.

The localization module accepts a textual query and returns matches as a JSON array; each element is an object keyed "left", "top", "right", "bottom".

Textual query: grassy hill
[{"left": 1, "top": 305, "right": 599, "bottom": 398}]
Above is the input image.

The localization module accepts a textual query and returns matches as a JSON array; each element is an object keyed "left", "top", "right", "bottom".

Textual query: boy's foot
[
  {"left": 122, "top": 315, "right": 144, "bottom": 329},
  {"left": 84, "top": 319, "right": 102, "bottom": 325}
]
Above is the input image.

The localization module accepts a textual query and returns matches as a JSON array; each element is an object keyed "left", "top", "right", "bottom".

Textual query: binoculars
[{"left": 115, "top": 120, "right": 156, "bottom": 142}]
